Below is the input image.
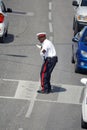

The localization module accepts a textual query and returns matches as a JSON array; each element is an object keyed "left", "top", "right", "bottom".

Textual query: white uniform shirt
[{"left": 40, "top": 39, "right": 56, "bottom": 59}]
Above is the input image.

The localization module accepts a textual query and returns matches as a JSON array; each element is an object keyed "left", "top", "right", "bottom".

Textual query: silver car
[
  {"left": 0, "top": 0, "right": 12, "bottom": 43},
  {"left": 72, "top": 0, "right": 87, "bottom": 35}
]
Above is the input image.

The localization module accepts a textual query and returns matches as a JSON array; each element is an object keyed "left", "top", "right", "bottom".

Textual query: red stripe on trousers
[{"left": 41, "top": 61, "right": 48, "bottom": 91}]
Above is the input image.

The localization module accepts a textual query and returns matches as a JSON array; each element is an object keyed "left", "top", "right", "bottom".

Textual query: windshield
[
  {"left": 81, "top": 29, "right": 87, "bottom": 42},
  {"left": 81, "top": 0, "right": 87, "bottom": 6}
]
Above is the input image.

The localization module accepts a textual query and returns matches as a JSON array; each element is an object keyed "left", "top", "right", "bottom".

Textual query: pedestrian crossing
[{"left": 0, "top": 78, "right": 84, "bottom": 104}]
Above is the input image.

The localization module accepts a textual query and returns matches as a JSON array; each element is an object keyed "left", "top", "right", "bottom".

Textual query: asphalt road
[{"left": 0, "top": 0, "right": 87, "bottom": 130}]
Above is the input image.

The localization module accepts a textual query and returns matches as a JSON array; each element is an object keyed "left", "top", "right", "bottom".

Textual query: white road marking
[
  {"left": 0, "top": 78, "right": 83, "bottom": 105},
  {"left": 49, "top": 12, "right": 52, "bottom": 21},
  {"left": 0, "top": 95, "right": 81, "bottom": 105},
  {"left": 18, "top": 128, "right": 23, "bottom": 130},
  {"left": 49, "top": 36, "right": 53, "bottom": 42},
  {"left": 2, "top": 78, "right": 21, "bottom": 82},
  {"left": 26, "top": 12, "right": 34, "bottom": 16},
  {"left": 49, "top": 2, "right": 52, "bottom": 10},
  {"left": 49, "top": 22, "right": 53, "bottom": 33},
  {"left": 25, "top": 85, "right": 39, "bottom": 118},
  {"left": 14, "top": 80, "right": 39, "bottom": 99}
]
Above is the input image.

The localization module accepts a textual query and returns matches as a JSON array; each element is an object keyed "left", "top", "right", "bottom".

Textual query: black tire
[
  {"left": 71, "top": 55, "right": 75, "bottom": 63},
  {"left": 74, "top": 22, "right": 79, "bottom": 36},
  {"left": 5, "top": 30, "right": 8, "bottom": 37},
  {"left": 0, "top": 35, "right": 5, "bottom": 43},
  {"left": 81, "top": 116, "right": 87, "bottom": 129},
  {"left": 75, "top": 61, "right": 79, "bottom": 73},
  {"left": 73, "top": 18, "right": 75, "bottom": 30},
  {"left": 72, "top": 45, "right": 75, "bottom": 63}
]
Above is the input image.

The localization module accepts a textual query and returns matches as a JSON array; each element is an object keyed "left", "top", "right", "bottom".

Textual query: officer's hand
[{"left": 36, "top": 44, "right": 42, "bottom": 49}]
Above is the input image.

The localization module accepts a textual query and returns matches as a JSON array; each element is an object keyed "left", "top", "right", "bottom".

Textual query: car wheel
[
  {"left": 5, "top": 30, "right": 8, "bottom": 37},
  {"left": 73, "top": 18, "right": 75, "bottom": 30},
  {"left": 71, "top": 55, "right": 75, "bottom": 63},
  {"left": 0, "top": 35, "right": 5, "bottom": 43},
  {"left": 81, "top": 116, "right": 87, "bottom": 128},
  {"left": 74, "top": 22, "right": 78, "bottom": 36},
  {"left": 75, "top": 60, "right": 79, "bottom": 73},
  {"left": 72, "top": 45, "right": 75, "bottom": 63}
]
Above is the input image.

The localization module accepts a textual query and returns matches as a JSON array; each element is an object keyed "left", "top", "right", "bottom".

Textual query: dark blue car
[{"left": 72, "top": 26, "right": 87, "bottom": 73}]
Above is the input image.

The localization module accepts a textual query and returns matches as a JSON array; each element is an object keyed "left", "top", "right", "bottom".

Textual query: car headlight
[
  {"left": 81, "top": 50, "right": 87, "bottom": 57},
  {"left": 77, "top": 15, "right": 87, "bottom": 22}
]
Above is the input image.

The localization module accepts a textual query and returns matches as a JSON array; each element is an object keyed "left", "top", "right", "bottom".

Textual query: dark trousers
[{"left": 40, "top": 56, "right": 58, "bottom": 91}]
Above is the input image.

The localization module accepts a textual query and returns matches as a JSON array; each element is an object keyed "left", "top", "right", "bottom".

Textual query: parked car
[
  {"left": 72, "top": 0, "right": 87, "bottom": 36},
  {"left": 72, "top": 26, "right": 87, "bottom": 73},
  {"left": 0, "top": 0, "right": 12, "bottom": 43},
  {"left": 81, "top": 78, "right": 87, "bottom": 128}
]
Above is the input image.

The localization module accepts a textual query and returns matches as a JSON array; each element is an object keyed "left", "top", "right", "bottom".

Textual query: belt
[{"left": 46, "top": 56, "right": 57, "bottom": 60}]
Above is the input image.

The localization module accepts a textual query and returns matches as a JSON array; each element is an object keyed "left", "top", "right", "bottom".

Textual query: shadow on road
[
  {"left": 52, "top": 85, "right": 66, "bottom": 93},
  {"left": 0, "top": 34, "right": 14, "bottom": 44}
]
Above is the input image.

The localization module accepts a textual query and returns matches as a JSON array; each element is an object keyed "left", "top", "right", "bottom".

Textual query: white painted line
[
  {"left": 26, "top": 12, "right": 34, "bottom": 16},
  {"left": 36, "top": 98, "right": 81, "bottom": 105},
  {"left": 2, "top": 78, "right": 20, "bottom": 82},
  {"left": 0, "top": 95, "right": 31, "bottom": 100},
  {"left": 49, "top": 22, "right": 53, "bottom": 33},
  {"left": 49, "top": 2, "right": 52, "bottom": 10},
  {"left": 18, "top": 128, "right": 23, "bottom": 130},
  {"left": 0, "top": 95, "right": 81, "bottom": 105},
  {"left": 14, "top": 80, "right": 39, "bottom": 99},
  {"left": 25, "top": 85, "right": 39, "bottom": 118},
  {"left": 49, "top": 36, "right": 53, "bottom": 42},
  {"left": 49, "top": 12, "right": 52, "bottom": 21}
]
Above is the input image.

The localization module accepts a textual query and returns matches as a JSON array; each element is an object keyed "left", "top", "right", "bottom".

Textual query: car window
[
  {"left": 81, "top": 0, "right": 87, "bottom": 6},
  {"left": 0, "top": 1, "right": 6, "bottom": 13}
]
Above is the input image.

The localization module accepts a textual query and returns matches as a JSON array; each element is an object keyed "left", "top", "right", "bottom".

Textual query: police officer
[{"left": 36, "top": 32, "right": 58, "bottom": 94}]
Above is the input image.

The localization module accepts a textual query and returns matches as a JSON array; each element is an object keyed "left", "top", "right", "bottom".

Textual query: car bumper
[
  {"left": 0, "top": 23, "right": 6, "bottom": 37},
  {"left": 77, "top": 58, "right": 87, "bottom": 70},
  {"left": 77, "top": 21, "right": 87, "bottom": 30},
  {"left": 82, "top": 98, "right": 87, "bottom": 122}
]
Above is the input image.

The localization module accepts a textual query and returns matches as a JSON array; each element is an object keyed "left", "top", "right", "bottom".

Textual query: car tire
[
  {"left": 71, "top": 55, "right": 75, "bottom": 63},
  {"left": 74, "top": 22, "right": 78, "bottom": 36},
  {"left": 5, "top": 30, "right": 8, "bottom": 37},
  {"left": 75, "top": 61, "right": 79, "bottom": 73},
  {"left": 81, "top": 116, "right": 87, "bottom": 128},
  {"left": 0, "top": 35, "right": 5, "bottom": 43},
  {"left": 73, "top": 17, "right": 75, "bottom": 30}
]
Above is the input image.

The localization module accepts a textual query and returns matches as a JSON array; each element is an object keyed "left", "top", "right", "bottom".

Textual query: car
[
  {"left": 81, "top": 78, "right": 87, "bottom": 128},
  {"left": 0, "top": 0, "right": 12, "bottom": 43},
  {"left": 72, "top": 0, "right": 87, "bottom": 36},
  {"left": 72, "top": 26, "right": 87, "bottom": 73}
]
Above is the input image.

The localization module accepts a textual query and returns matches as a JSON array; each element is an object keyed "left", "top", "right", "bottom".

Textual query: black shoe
[
  {"left": 37, "top": 89, "right": 49, "bottom": 94},
  {"left": 37, "top": 90, "right": 45, "bottom": 94}
]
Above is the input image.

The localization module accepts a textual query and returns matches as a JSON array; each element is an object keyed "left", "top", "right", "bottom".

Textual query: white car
[
  {"left": 0, "top": 0, "right": 12, "bottom": 43},
  {"left": 72, "top": 0, "right": 87, "bottom": 35},
  {"left": 81, "top": 78, "right": 87, "bottom": 128}
]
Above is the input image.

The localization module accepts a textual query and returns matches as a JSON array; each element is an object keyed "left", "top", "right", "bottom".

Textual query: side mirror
[
  {"left": 7, "top": 8, "right": 12, "bottom": 13},
  {"left": 81, "top": 78, "right": 87, "bottom": 85},
  {"left": 72, "top": 37, "right": 79, "bottom": 42},
  {"left": 72, "top": 32, "right": 80, "bottom": 42},
  {"left": 72, "top": 1, "right": 79, "bottom": 6}
]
